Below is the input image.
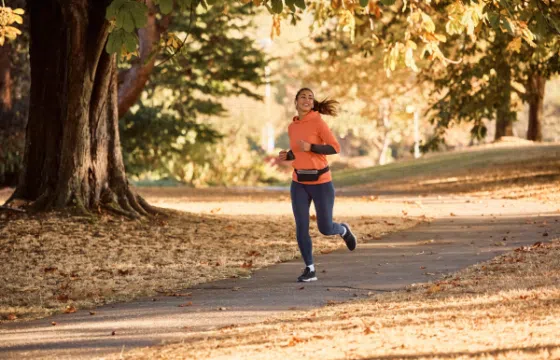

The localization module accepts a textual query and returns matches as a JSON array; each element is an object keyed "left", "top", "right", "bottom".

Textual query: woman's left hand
[{"left": 299, "top": 140, "right": 311, "bottom": 152}]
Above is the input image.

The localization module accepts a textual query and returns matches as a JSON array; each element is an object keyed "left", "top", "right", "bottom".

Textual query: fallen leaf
[
  {"left": 543, "top": 232, "right": 549, "bottom": 237},
  {"left": 44, "top": 267, "right": 57, "bottom": 273},
  {"left": 427, "top": 284, "right": 442, "bottom": 294},
  {"left": 111, "top": 331, "right": 116, "bottom": 336},
  {"left": 364, "top": 326, "right": 375, "bottom": 334},
  {"left": 450, "top": 212, "right": 457, "bottom": 216},
  {"left": 178, "top": 302, "right": 193, "bottom": 307},
  {"left": 7, "top": 314, "right": 16, "bottom": 321},
  {"left": 210, "top": 208, "right": 222, "bottom": 214},
  {"left": 310, "top": 214, "right": 317, "bottom": 220},
  {"left": 218, "top": 307, "right": 227, "bottom": 311},
  {"left": 89, "top": 311, "right": 96, "bottom": 316},
  {"left": 287, "top": 336, "right": 305, "bottom": 346},
  {"left": 51, "top": 322, "right": 57, "bottom": 326},
  {"left": 241, "top": 261, "right": 253, "bottom": 268},
  {"left": 298, "top": 286, "right": 305, "bottom": 290},
  {"left": 420, "top": 266, "right": 426, "bottom": 269},
  {"left": 64, "top": 306, "right": 77, "bottom": 314}
]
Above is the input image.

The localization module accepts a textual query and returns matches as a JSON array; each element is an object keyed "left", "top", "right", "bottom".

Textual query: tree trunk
[
  {"left": 494, "top": 61, "right": 515, "bottom": 141},
  {"left": 0, "top": 43, "right": 14, "bottom": 129},
  {"left": 527, "top": 73, "right": 545, "bottom": 142},
  {"left": 6, "top": 0, "right": 155, "bottom": 217}
]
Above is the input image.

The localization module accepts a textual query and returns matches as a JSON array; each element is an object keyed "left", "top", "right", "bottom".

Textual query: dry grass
[
  {"left": 338, "top": 143, "right": 560, "bottom": 204},
  {"left": 372, "top": 157, "right": 560, "bottom": 203},
  {"left": 0, "top": 203, "right": 416, "bottom": 322},
  {"left": 121, "top": 240, "right": 560, "bottom": 360}
]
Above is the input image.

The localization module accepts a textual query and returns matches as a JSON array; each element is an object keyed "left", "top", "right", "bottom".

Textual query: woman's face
[{"left": 295, "top": 90, "right": 314, "bottom": 113}]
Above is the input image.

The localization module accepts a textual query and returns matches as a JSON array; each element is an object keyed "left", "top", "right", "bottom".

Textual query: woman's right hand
[{"left": 278, "top": 150, "right": 288, "bottom": 161}]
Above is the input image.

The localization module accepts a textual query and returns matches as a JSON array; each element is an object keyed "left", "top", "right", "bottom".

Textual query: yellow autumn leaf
[
  {"left": 12, "top": 8, "right": 24, "bottom": 15},
  {"left": 421, "top": 12, "right": 435, "bottom": 33},
  {"left": 506, "top": 37, "right": 522, "bottom": 53},
  {"left": 435, "top": 33, "right": 447, "bottom": 42}
]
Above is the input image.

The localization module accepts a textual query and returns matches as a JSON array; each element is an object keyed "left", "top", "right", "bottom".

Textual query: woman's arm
[{"left": 311, "top": 118, "right": 341, "bottom": 154}]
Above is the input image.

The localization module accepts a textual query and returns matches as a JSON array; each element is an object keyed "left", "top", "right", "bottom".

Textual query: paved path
[{"left": 1, "top": 196, "right": 559, "bottom": 359}]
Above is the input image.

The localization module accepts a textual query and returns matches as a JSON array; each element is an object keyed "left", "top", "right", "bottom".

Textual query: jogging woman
[{"left": 278, "top": 88, "right": 357, "bottom": 282}]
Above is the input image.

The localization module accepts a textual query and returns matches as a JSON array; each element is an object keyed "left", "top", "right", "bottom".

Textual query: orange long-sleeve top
[{"left": 288, "top": 111, "right": 341, "bottom": 185}]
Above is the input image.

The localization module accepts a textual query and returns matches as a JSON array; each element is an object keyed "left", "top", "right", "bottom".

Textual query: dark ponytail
[
  {"left": 295, "top": 88, "right": 339, "bottom": 117},
  {"left": 313, "top": 98, "right": 339, "bottom": 116}
]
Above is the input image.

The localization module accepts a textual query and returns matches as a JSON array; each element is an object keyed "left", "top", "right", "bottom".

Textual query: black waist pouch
[{"left": 295, "top": 166, "right": 330, "bottom": 182}]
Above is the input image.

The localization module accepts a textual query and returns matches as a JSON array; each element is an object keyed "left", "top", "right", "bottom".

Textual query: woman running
[{"left": 279, "top": 88, "right": 357, "bottom": 282}]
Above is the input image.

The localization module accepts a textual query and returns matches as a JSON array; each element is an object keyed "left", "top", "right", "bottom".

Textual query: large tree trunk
[
  {"left": 6, "top": 0, "right": 155, "bottom": 217},
  {"left": 527, "top": 73, "right": 545, "bottom": 142}
]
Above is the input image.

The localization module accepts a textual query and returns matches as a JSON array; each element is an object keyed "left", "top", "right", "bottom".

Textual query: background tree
[{"left": 120, "top": 2, "right": 270, "bottom": 185}]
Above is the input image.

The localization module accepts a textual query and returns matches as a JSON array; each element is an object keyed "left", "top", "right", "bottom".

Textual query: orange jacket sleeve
[{"left": 317, "top": 118, "right": 341, "bottom": 153}]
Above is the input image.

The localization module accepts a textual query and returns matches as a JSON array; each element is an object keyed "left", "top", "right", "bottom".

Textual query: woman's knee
[{"left": 317, "top": 222, "right": 335, "bottom": 236}]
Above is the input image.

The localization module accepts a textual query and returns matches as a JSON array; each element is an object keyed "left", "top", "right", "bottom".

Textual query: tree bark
[
  {"left": 6, "top": 0, "right": 155, "bottom": 217},
  {"left": 0, "top": 43, "right": 14, "bottom": 129},
  {"left": 527, "top": 73, "right": 545, "bottom": 142}
]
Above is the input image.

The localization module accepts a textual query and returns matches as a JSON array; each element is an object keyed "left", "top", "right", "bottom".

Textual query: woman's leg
[
  {"left": 310, "top": 182, "right": 345, "bottom": 236},
  {"left": 290, "top": 181, "right": 314, "bottom": 266}
]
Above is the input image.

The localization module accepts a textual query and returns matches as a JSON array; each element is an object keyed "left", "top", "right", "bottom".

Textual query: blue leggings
[{"left": 290, "top": 181, "right": 345, "bottom": 266}]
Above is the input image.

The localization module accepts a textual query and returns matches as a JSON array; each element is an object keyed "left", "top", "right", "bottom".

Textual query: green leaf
[
  {"left": 159, "top": 0, "right": 174, "bottom": 14},
  {"left": 124, "top": 32, "right": 138, "bottom": 52},
  {"left": 106, "top": 0, "right": 127, "bottom": 20},
  {"left": 117, "top": 9, "right": 134, "bottom": 32},
  {"left": 106, "top": 30, "right": 122, "bottom": 54},
  {"left": 360, "top": 0, "right": 369, "bottom": 7},
  {"left": 129, "top": 2, "right": 148, "bottom": 28},
  {"left": 502, "top": 17, "right": 515, "bottom": 35},
  {"left": 487, "top": 11, "right": 500, "bottom": 28},
  {"left": 295, "top": 0, "right": 306, "bottom": 10},
  {"left": 109, "top": 0, "right": 148, "bottom": 31},
  {"left": 380, "top": 0, "right": 396, "bottom": 6},
  {"left": 271, "top": 0, "right": 283, "bottom": 14}
]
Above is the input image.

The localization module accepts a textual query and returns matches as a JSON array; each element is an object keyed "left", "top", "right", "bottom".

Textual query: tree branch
[{"left": 117, "top": 0, "right": 170, "bottom": 118}]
